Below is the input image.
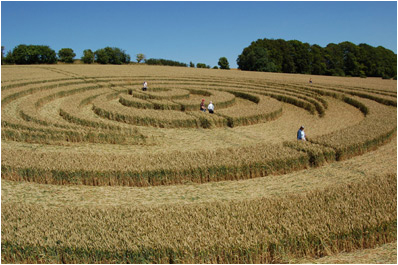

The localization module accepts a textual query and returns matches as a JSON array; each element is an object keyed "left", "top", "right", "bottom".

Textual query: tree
[
  {"left": 105, "top": 47, "right": 121, "bottom": 64},
  {"left": 288, "top": 40, "right": 310, "bottom": 74},
  {"left": 196, "top": 63, "right": 210, "bottom": 69},
  {"left": 237, "top": 44, "right": 276, "bottom": 72},
  {"left": 81, "top": 49, "right": 94, "bottom": 64},
  {"left": 374, "top": 46, "right": 397, "bottom": 79},
  {"left": 1, "top": 46, "right": 4, "bottom": 65},
  {"left": 136, "top": 53, "right": 145, "bottom": 63},
  {"left": 38, "top": 45, "right": 57, "bottom": 64},
  {"left": 7, "top": 44, "right": 57, "bottom": 64},
  {"left": 358, "top": 44, "right": 378, "bottom": 77},
  {"left": 309, "top": 44, "right": 326, "bottom": 75},
  {"left": 145, "top": 58, "right": 187, "bottom": 67},
  {"left": 324, "top": 43, "right": 344, "bottom": 76},
  {"left": 94, "top": 47, "right": 130, "bottom": 64},
  {"left": 189, "top": 61, "right": 195, "bottom": 68},
  {"left": 58, "top": 48, "right": 76, "bottom": 63},
  {"left": 338, "top": 41, "right": 361, "bottom": 76},
  {"left": 4, "top": 51, "right": 14, "bottom": 64},
  {"left": 218, "top": 57, "right": 230, "bottom": 69},
  {"left": 95, "top": 48, "right": 109, "bottom": 64}
]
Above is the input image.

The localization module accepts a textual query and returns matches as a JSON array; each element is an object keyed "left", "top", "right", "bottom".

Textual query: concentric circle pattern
[
  {"left": 1, "top": 65, "right": 397, "bottom": 263},
  {"left": 1, "top": 65, "right": 396, "bottom": 186}
]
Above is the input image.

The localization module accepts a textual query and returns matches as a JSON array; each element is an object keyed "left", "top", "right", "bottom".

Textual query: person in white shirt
[
  {"left": 143, "top": 81, "right": 148, "bottom": 91},
  {"left": 297, "top": 126, "right": 306, "bottom": 141},
  {"left": 208, "top": 101, "right": 214, "bottom": 114}
]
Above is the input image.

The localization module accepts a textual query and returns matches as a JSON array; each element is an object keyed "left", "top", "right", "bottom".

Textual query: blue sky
[{"left": 1, "top": 1, "right": 397, "bottom": 68}]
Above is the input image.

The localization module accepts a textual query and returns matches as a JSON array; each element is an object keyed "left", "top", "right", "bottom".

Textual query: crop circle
[{"left": 1, "top": 65, "right": 396, "bottom": 263}]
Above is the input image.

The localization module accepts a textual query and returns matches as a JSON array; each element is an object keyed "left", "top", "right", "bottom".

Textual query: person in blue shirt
[{"left": 297, "top": 126, "right": 306, "bottom": 141}]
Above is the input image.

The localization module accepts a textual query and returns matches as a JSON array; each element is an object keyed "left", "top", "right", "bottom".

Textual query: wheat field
[{"left": 1, "top": 64, "right": 397, "bottom": 263}]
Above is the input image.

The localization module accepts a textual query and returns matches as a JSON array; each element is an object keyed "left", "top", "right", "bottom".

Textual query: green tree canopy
[
  {"left": 81, "top": 49, "right": 95, "bottom": 64},
  {"left": 94, "top": 47, "right": 130, "bottom": 64},
  {"left": 5, "top": 44, "right": 57, "bottom": 64},
  {"left": 218, "top": 57, "right": 230, "bottom": 69},
  {"left": 58, "top": 48, "right": 76, "bottom": 63},
  {"left": 309, "top": 44, "right": 326, "bottom": 75},
  {"left": 196, "top": 63, "right": 210, "bottom": 69},
  {"left": 237, "top": 45, "right": 276, "bottom": 72},
  {"left": 237, "top": 38, "right": 397, "bottom": 78},
  {"left": 145, "top": 58, "right": 187, "bottom": 67},
  {"left": 136, "top": 53, "right": 145, "bottom": 63},
  {"left": 1, "top": 46, "right": 4, "bottom": 65}
]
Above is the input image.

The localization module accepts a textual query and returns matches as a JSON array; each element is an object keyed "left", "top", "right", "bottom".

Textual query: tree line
[
  {"left": 237, "top": 38, "right": 397, "bottom": 79},
  {"left": 3, "top": 40, "right": 394, "bottom": 78},
  {"left": 145, "top": 58, "right": 187, "bottom": 67},
  {"left": 1, "top": 44, "right": 231, "bottom": 70},
  {"left": 2, "top": 45, "right": 131, "bottom": 65}
]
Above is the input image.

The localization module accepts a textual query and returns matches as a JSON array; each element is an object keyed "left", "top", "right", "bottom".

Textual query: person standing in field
[
  {"left": 143, "top": 81, "right": 148, "bottom": 91},
  {"left": 208, "top": 101, "right": 214, "bottom": 114},
  {"left": 297, "top": 126, "right": 306, "bottom": 141},
  {"left": 200, "top": 99, "right": 206, "bottom": 112},
  {"left": 309, "top": 78, "right": 312, "bottom": 84}
]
